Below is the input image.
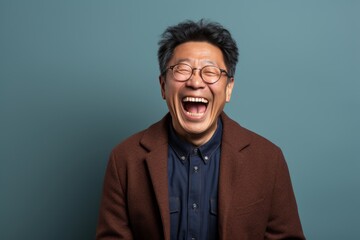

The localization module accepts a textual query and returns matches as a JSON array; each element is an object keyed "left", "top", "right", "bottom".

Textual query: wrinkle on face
[{"left": 160, "top": 41, "right": 234, "bottom": 146}]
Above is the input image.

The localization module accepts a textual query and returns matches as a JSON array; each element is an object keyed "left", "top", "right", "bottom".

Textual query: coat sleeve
[
  {"left": 96, "top": 152, "right": 134, "bottom": 240},
  {"left": 265, "top": 149, "right": 306, "bottom": 240}
]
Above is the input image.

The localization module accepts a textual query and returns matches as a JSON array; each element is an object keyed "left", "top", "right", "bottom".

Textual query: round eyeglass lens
[
  {"left": 201, "top": 66, "right": 221, "bottom": 83},
  {"left": 172, "top": 64, "right": 192, "bottom": 81}
]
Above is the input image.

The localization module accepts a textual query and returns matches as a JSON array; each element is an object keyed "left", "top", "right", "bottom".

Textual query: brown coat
[{"left": 96, "top": 113, "right": 305, "bottom": 240}]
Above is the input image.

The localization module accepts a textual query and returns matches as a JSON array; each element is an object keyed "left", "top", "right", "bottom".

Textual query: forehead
[{"left": 171, "top": 41, "right": 225, "bottom": 66}]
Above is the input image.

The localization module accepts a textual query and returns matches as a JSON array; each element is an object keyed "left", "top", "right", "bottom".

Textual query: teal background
[{"left": 1, "top": 0, "right": 359, "bottom": 239}]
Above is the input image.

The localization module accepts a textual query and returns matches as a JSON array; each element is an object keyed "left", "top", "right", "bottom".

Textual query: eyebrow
[{"left": 176, "top": 58, "right": 217, "bottom": 66}]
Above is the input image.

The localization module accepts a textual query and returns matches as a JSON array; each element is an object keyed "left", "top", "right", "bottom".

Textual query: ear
[
  {"left": 225, "top": 77, "right": 234, "bottom": 102},
  {"left": 159, "top": 75, "right": 166, "bottom": 99}
]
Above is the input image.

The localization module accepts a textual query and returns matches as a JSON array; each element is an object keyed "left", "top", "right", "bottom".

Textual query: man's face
[{"left": 160, "top": 41, "right": 234, "bottom": 145}]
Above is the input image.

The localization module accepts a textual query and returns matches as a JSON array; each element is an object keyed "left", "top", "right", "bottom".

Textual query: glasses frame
[{"left": 164, "top": 63, "right": 231, "bottom": 84}]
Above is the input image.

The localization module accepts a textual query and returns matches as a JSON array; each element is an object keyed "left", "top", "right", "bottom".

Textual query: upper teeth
[{"left": 183, "top": 97, "right": 208, "bottom": 103}]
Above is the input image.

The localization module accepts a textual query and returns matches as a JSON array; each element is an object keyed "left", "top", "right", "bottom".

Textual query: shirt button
[
  {"left": 193, "top": 166, "right": 199, "bottom": 172},
  {"left": 191, "top": 238, "right": 196, "bottom": 240},
  {"left": 181, "top": 156, "right": 186, "bottom": 161},
  {"left": 192, "top": 203, "right": 198, "bottom": 209},
  {"left": 204, "top": 156, "right": 209, "bottom": 161},
  {"left": 193, "top": 148, "right": 198, "bottom": 154}
]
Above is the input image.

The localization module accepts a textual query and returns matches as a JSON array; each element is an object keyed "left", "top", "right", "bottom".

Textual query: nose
[{"left": 185, "top": 68, "right": 206, "bottom": 89}]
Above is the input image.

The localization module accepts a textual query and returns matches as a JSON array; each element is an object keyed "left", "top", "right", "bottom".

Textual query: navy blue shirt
[{"left": 168, "top": 119, "right": 222, "bottom": 240}]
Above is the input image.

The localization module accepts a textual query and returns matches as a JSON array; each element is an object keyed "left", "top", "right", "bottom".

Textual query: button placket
[{"left": 188, "top": 155, "right": 201, "bottom": 239}]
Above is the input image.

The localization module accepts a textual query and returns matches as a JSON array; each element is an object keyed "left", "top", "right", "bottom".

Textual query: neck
[
  {"left": 173, "top": 122, "right": 218, "bottom": 147},
  {"left": 183, "top": 131, "right": 215, "bottom": 147}
]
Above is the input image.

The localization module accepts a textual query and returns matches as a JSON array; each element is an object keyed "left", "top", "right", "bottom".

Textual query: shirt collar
[{"left": 168, "top": 118, "right": 223, "bottom": 164}]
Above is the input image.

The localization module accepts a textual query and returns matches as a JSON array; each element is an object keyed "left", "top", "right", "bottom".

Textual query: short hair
[{"left": 158, "top": 19, "right": 239, "bottom": 78}]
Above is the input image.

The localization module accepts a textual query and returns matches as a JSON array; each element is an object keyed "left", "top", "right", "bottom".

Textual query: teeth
[
  {"left": 186, "top": 111, "right": 204, "bottom": 116},
  {"left": 182, "top": 97, "right": 208, "bottom": 103}
]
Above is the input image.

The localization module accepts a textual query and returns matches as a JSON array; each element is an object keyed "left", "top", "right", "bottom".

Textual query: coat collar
[
  {"left": 139, "top": 112, "right": 253, "bottom": 239},
  {"left": 139, "top": 114, "right": 170, "bottom": 152},
  {"left": 139, "top": 112, "right": 252, "bottom": 152}
]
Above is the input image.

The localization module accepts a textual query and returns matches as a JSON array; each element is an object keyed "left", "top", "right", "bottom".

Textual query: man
[{"left": 96, "top": 19, "right": 305, "bottom": 240}]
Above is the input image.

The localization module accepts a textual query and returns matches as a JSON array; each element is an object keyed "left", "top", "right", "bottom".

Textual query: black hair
[{"left": 158, "top": 19, "right": 239, "bottom": 78}]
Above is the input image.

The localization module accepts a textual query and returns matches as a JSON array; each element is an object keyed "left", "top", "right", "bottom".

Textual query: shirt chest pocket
[
  {"left": 210, "top": 198, "right": 218, "bottom": 215},
  {"left": 170, "top": 197, "right": 180, "bottom": 213},
  {"left": 169, "top": 197, "right": 180, "bottom": 238}
]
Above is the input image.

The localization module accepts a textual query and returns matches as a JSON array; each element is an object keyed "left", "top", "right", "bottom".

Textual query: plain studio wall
[{"left": 0, "top": 1, "right": 359, "bottom": 239}]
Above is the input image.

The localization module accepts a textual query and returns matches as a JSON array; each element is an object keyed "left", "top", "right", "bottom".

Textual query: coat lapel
[
  {"left": 146, "top": 148, "right": 170, "bottom": 240},
  {"left": 140, "top": 115, "right": 171, "bottom": 240},
  {"left": 218, "top": 113, "right": 252, "bottom": 235}
]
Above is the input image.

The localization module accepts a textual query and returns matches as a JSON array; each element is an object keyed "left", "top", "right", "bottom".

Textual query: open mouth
[{"left": 182, "top": 97, "right": 209, "bottom": 117}]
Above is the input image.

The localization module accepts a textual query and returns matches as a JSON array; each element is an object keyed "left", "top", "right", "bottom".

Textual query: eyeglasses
[{"left": 164, "top": 63, "right": 231, "bottom": 84}]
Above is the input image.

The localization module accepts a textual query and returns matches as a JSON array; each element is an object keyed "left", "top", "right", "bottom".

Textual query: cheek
[
  {"left": 165, "top": 82, "right": 182, "bottom": 98},
  {"left": 162, "top": 82, "right": 172, "bottom": 99},
  {"left": 164, "top": 86, "right": 178, "bottom": 107},
  {"left": 210, "top": 84, "right": 228, "bottom": 101}
]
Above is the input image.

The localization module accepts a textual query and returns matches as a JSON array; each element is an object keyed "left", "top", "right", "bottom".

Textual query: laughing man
[{"left": 96, "top": 19, "right": 305, "bottom": 240}]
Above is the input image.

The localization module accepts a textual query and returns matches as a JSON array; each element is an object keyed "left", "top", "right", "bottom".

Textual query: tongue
[{"left": 184, "top": 102, "right": 207, "bottom": 113}]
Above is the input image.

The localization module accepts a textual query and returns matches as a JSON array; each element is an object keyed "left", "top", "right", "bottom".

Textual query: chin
[{"left": 182, "top": 121, "right": 213, "bottom": 135}]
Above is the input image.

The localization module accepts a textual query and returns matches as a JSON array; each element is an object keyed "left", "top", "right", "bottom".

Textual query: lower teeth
[{"left": 186, "top": 111, "right": 204, "bottom": 116}]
